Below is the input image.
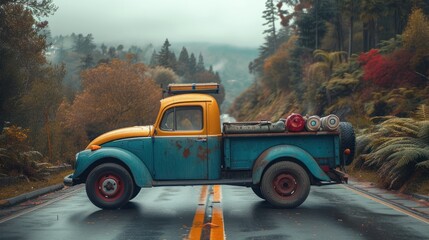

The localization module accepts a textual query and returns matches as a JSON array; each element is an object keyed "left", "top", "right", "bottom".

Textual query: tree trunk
[
  {"left": 335, "top": 0, "right": 344, "bottom": 51},
  {"left": 373, "top": 19, "right": 379, "bottom": 48},
  {"left": 348, "top": 0, "right": 354, "bottom": 58},
  {"left": 315, "top": 0, "right": 319, "bottom": 49},
  {"left": 44, "top": 108, "right": 53, "bottom": 162},
  {"left": 363, "top": 22, "right": 369, "bottom": 52}
]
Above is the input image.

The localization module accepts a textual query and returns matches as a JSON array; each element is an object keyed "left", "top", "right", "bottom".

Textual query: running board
[{"left": 152, "top": 179, "right": 253, "bottom": 187}]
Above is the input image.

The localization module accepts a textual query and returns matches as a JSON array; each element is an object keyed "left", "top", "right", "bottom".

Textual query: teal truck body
[{"left": 65, "top": 83, "right": 355, "bottom": 209}]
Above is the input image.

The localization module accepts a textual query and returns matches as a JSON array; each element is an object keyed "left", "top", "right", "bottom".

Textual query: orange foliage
[
  {"left": 64, "top": 59, "right": 162, "bottom": 139},
  {"left": 263, "top": 36, "right": 298, "bottom": 90},
  {"left": 3, "top": 125, "right": 30, "bottom": 144}
]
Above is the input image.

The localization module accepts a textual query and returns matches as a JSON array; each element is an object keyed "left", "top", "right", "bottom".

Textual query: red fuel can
[{"left": 286, "top": 113, "right": 305, "bottom": 132}]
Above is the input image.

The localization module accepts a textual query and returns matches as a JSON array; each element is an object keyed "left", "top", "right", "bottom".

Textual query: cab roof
[{"left": 160, "top": 93, "right": 217, "bottom": 107}]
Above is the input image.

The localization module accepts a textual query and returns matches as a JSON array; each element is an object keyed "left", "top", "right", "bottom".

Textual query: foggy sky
[{"left": 47, "top": 0, "right": 268, "bottom": 47}]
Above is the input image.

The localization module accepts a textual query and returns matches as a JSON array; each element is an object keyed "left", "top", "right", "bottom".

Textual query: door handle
[{"left": 195, "top": 138, "right": 207, "bottom": 142}]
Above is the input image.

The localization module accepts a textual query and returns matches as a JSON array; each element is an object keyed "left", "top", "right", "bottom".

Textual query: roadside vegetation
[
  {"left": 1, "top": 0, "right": 429, "bottom": 197},
  {"left": 0, "top": 0, "right": 223, "bottom": 187},
  {"left": 229, "top": 1, "right": 429, "bottom": 194}
]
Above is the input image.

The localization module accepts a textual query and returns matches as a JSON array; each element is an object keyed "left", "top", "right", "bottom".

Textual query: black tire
[
  {"left": 129, "top": 186, "right": 141, "bottom": 200},
  {"left": 339, "top": 122, "right": 356, "bottom": 166},
  {"left": 260, "top": 161, "right": 310, "bottom": 208},
  {"left": 251, "top": 185, "right": 265, "bottom": 199},
  {"left": 86, "top": 163, "right": 134, "bottom": 209}
]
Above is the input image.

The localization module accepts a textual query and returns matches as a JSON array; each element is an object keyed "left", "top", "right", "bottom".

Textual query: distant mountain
[
  {"left": 168, "top": 42, "right": 259, "bottom": 112},
  {"left": 47, "top": 36, "right": 258, "bottom": 112}
]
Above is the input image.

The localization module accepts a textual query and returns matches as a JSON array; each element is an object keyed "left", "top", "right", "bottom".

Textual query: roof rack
[{"left": 167, "top": 83, "right": 219, "bottom": 95}]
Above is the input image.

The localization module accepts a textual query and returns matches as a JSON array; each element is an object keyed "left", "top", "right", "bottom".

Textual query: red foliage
[
  {"left": 359, "top": 49, "right": 420, "bottom": 87},
  {"left": 357, "top": 49, "right": 380, "bottom": 65}
]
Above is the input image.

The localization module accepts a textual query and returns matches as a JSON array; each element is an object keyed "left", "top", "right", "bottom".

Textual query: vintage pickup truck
[{"left": 64, "top": 83, "right": 355, "bottom": 209}]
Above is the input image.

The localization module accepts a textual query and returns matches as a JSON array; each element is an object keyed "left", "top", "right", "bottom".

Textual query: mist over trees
[{"left": 0, "top": 0, "right": 231, "bottom": 177}]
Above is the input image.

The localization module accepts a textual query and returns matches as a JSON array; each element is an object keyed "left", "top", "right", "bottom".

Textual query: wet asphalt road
[{"left": 0, "top": 184, "right": 428, "bottom": 240}]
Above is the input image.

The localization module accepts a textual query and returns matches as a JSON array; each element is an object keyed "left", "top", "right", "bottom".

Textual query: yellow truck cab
[{"left": 65, "top": 83, "right": 356, "bottom": 210}]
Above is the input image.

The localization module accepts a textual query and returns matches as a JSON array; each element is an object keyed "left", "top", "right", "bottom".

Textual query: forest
[
  {"left": 229, "top": 0, "right": 429, "bottom": 192},
  {"left": 1, "top": 0, "right": 429, "bottom": 194},
  {"left": 0, "top": 0, "right": 222, "bottom": 179}
]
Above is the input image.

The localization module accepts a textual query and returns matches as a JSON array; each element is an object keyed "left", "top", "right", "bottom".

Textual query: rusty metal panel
[
  {"left": 207, "top": 136, "right": 222, "bottom": 180},
  {"left": 153, "top": 136, "right": 208, "bottom": 180}
]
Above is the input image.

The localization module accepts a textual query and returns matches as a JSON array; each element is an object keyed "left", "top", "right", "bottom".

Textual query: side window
[
  {"left": 160, "top": 108, "right": 174, "bottom": 131},
  {"left": 160, "top": 106, "right": 203, "bottom": 131}
]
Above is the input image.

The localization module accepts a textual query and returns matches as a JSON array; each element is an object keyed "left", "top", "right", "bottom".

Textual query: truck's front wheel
[
  {"left": 261, "top": 161, "right": 310, "bottom": 208},
  {"left": 86, "top": 163, "right": 134, "bottom": 209},
  {"left": 251, "top": 185, "right": 265, "bottom": 199}
]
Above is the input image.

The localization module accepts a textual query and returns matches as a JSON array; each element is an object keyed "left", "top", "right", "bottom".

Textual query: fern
[
  {"left": 357, "top": 116, "right": 429, "bottom": 189},
  {"left": 415, "top": 105, "right": 429, "bottom": 121},
  {"left": 393, "top": 148, "right": 429, "bottom": 170},
  {"left": 418, "top": 121, "right": 429, "bottom": 144},
  {"left": 416, "top": 160, "right": 429, "bottom": 169}
]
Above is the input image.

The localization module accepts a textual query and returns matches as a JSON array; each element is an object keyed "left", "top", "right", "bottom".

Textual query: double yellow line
[{"left": 188, "top": 185, "right": 225, "bottom": 240}]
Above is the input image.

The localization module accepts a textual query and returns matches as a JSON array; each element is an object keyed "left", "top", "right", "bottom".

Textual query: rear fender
[
  {"left": 75, "top": 148, "right": 153, "bottom": 187},
  {"left": 252, "top": 145, "right": 331, "bottom": 184}
]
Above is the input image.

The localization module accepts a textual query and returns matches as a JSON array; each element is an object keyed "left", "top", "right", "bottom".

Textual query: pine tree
[
  {"left": 189, "top": 53, "right": 197, "bottom": 75},
  {"left": 262, "top": 0, "right": 278, "bottom": 54},
  {"left": 168, "top": 52, "right": 177, "bottom": 71},
  {"left": 73, "top": 33, "right": 96, "bottom": 54},
  {"left": 249, "top": 0, "right": 281, "bottom": 74},
  {"left": 158, "top": 38, "right": 172, "bottom": 68},
  {"left": 177, "top": 47, "right": 190, "bottom": 76},
  {"left": 101, "top": 43, "right": 107, "bottom": 55},
  {"left": 149, "top": 50, "right": 158, "bottom": 66},
  {"left": 108, "top": 46, "right": 117, "bottom": 58},
  {"left": 80, "top": 53, "right": 94, "bottom": 70},
  {"left": 196, "top": 53, "right": 205, "bottom": 72}
]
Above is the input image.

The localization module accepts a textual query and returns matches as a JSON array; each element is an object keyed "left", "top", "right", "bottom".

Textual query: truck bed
[{"left": 222, "top": 131, "right": 340, "bottom": 170}]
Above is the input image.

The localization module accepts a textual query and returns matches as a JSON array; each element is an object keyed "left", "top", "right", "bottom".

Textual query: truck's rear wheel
[
  {"left": 261, "top": 161, "right": 310, "bottom": 208},
  {"left": 86, "top": 163, "right": 134, "bottom": 209}
]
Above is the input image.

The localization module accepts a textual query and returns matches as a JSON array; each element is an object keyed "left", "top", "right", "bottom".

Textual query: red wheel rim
[
  {"left": 94, "top": 173, "right": 124, "bottom": 202},
  {"left": 273, "top": 173, "right": 297, "bottom": 196}
]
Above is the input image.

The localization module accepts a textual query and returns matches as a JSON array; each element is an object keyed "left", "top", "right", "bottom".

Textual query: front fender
[
  {"left": 74, "top": 148, "right": 153, "bottom": 187},
  {"left": 252, "top": 145, "right": 331, "bottom": 184}
]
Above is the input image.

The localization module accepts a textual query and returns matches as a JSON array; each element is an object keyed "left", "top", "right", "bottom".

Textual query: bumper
[{"left": 63, "top": 174, "right": 76, "bottom": 186}]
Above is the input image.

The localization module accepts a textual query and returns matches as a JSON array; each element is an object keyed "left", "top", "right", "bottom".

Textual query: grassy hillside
[{"left": 228, "top": 9, "right": 429, "bottom": 193}]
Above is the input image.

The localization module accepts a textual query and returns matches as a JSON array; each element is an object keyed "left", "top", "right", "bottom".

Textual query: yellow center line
[
  {"left": 342, "top": 185, "right": 429, "bottom": 224},
  {"left": 212, "top": 185, "right": 222, "bottom": 203},
  {"left": 188, "top": 185, "right": 208, "bottom": 240},
  {"left": 187, "top": 185, "right": 226, "bottom": 240},
  {"left": 210, "top": 185, "right": 225, "bottom": 240}
]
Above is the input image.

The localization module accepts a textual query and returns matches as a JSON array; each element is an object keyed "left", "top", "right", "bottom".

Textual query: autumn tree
[
  {"left": 262, "top": 36, "right": 298, "bottom": 91},
  {"left": 402, "top": 8, "right": 429, "bottom": 77},
  {"left": 64, "top": 59, "right": 162, "bottom": 140},
  {"left": 0, "top": 0, "right": 57, "bottom": 127},
  {"left": 0, "top": 0, "right": 66, "bottom": 162},
  {"left": 19, "top": 65, "right": 65, "bottom": 161},
  {"left": 148, "top": 66, "right": 180, "bottom": 87}
]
